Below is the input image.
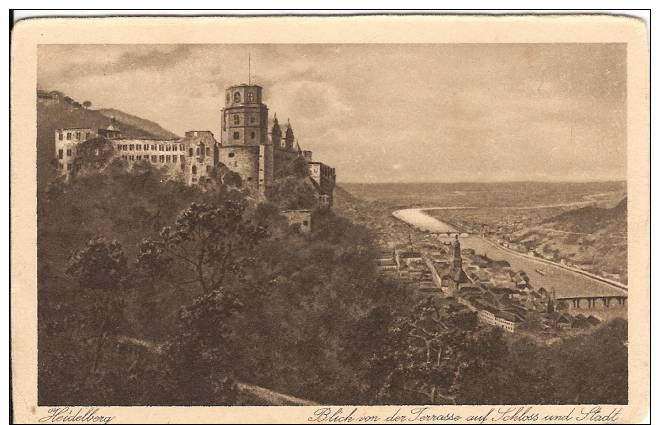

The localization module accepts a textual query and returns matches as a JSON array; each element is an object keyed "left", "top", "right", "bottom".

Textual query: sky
[{"left": 38, "top": 44, "right": 626, "bottom": 183}]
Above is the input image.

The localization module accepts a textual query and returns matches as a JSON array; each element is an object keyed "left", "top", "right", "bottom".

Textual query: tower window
[
  {"left": 233, "top": 114, "right": 240, "bottom": 125},
  {"left": 251, "top": 131, "right": 256, "bottom": 139},
  {"left": 228, "top": 152, "right": 235, "bottom": 158},
  {"left": 58, "top": 133, "right": 63, "bottom": 141},
  {"left": 192, "top": 165, "right": 197, "bottom": 175},
  {"left": 234, "top": 92, "right": 241, "bottom": 103},
  {"left": 58, "top": 149, "right": 63, "bottom": 159},
  {"left": 247, "top": 92, "right": 254, "bottom": 102},
  {"left": 226, "top": 93, "right": 230, "bottom": 104},
  {"left": 250, "top": 116, "right": 256, "bottom": 124},
  {"left": 233, "top": 132, "right": 240, "bottom": 140},
  {"left": 189, "top": 148, "right": 193, "bottom": 157}
]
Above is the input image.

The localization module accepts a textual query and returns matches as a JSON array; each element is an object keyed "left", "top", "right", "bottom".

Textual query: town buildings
[{"left": 373, "top": 225, "right": 608, "bottom": 336}]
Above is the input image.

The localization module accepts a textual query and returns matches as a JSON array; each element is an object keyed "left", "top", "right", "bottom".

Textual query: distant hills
[
  {"left": 510, "top": 197, "right": 628, "bottom": 283},
  {"left": 37, "top": 91, "right": 178, "bottom": 187},
  {"left": 97, "top": 108, "right": 179, "bottom": 140},
  {"left": 540, "top": 197, "right": 627, "bottom": 234}
]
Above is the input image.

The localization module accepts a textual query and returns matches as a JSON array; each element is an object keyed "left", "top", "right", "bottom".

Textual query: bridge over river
[{"left": 393, "top": 208, "right": 628, "bottom": 301}]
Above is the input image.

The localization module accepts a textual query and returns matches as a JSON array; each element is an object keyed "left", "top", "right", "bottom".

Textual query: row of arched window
[
  {"left": 226, "top": 91, "right": 256, "bottom": 104},
  {"left": 232, "top": 114, "right": 258, "bottom": 125}
]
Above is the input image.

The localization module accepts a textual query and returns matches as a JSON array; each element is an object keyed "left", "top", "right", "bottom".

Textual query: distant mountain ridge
[
  {"left": 540, "top": 197, "right": 627, "bottom": 234},
  {"left": 97, "top": 108, "right": 179, "bottom": 140},
  {"left": 510, "top": 196, "right": 628, "bottom": 283}
]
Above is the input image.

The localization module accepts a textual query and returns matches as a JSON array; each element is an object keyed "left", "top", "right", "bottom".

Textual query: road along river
[{"left": 393, "top": 208, "right": 627, "bottom": 299}]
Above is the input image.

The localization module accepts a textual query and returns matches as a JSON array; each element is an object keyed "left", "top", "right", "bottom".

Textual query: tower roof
[
  {"left": 228, "top": 83, "right": 262, "bottom": 89},
  {"left": 106, "top": 117, "right": 119, "bottom": 131}
]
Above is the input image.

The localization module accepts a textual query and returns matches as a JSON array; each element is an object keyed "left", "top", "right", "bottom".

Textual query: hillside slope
[
  {"left": 540, "top": 197, "right": 627, "bottom": 234},
  {"left": 37, "top": 100, "right": 177, "bottom": 187},
  {"left": 98, "top": 108, "right": 179, "bottom": 140},
  {"left": 510, "top": 198, "right": 627, "bottom": 283}
]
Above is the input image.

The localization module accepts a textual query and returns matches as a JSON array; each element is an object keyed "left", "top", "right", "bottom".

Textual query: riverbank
[
  {"left": 477, "top": 235, "right": 628, "bottom": 292},
  {"left": 392, "top": 207, "right": 627, "bottom": 299}
]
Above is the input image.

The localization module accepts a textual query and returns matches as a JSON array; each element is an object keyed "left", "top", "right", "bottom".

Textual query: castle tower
[
  {"left": 284, "top": 119, "right": 294, "bottom": 151},
  {"left": 452, "top": 234, "right": 463, "bottom": 270},
  {"left": 271, "top": 114, "right": 282, "bottom": 148},
  {"left": 221, "top": 84, "right": 269, "bottom": 146}
]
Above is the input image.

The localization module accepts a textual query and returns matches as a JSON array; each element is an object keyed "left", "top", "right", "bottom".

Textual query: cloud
[
  {"left": 39, "top": 45, "right": 194, "bottom": 85},
  {"left": 37, "top": 43, "right": 627, "bottom": 183}
]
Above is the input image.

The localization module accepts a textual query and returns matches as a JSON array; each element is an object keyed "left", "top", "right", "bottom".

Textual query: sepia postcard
[{"left": 10, "top": 14, "right": 649, "bottom": 424}]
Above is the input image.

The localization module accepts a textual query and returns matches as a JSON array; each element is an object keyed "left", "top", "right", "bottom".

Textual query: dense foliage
[{"left": 38, "top": 162, "right": 627, "bottom": 405}]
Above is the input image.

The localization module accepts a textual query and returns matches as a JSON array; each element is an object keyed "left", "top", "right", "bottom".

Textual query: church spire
[{"left": 452, "top": 234, "right": 462, "bottom": 270}]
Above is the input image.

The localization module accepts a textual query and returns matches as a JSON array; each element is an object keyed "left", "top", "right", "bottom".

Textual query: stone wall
[
  {"left": 282, "top": 209, "right": 313, "bottom": 233},
  {"left": 218, "top": 145, "right": 261, "bottom": 192}
]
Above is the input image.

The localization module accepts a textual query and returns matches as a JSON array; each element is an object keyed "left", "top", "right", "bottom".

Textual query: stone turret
[
  {"left": 271, "top": 114, "right": 282, "bottom": 148},
  {"left": 284, "top": 119, "right": 294, "bottom": 151}
]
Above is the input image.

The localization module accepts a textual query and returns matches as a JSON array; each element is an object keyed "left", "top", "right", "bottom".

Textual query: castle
[{"left": 54, "top": 82, "right": 336, "bottom": 207}]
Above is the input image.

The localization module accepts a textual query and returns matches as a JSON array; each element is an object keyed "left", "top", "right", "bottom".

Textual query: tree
[
  {"left": 454, "top": 327, "right": 510, "bottom": 404},
  {"left": 266, "top": 175, "right": 318, "bottom": 210},
  {"left": 72, "top": 138, "right": 115, "bottom": 175},
  {"left": 65, "top": 237, "right": 128, "bottom": 385},
  {"left": 363, "top": 297, "right": 475, "bottom": 404},
  {"left": 83, "top": 100, "right": 92, "bottom": 109},
  {"left": 290, "top": 157, "right": 309, "bottom": 178},
  {"left": 66, "top": 237, "right": 127, "bottom": 292},
  {"left": 138, "top": 201, "right": 268, "bottom": 295},
  {"left": 157, "top": 288, "right": 243, "bottom": 404}
]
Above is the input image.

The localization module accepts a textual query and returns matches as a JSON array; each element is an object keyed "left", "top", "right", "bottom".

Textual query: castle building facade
[
  {"left": 55, "top": 128, "right": 97, "bottom": 174},
  {"left": 54, "top": 82, "right": 336, "bottom": 206}
]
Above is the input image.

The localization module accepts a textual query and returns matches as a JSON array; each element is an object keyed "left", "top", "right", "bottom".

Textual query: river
[{"left": 393, "top": 208, "right": 627, "bottom": 299}]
